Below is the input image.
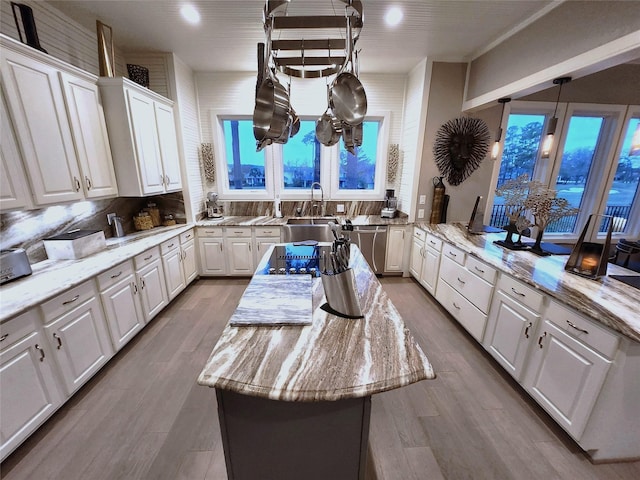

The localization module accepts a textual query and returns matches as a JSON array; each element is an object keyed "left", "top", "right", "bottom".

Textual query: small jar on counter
[
  {"left": 133, "top": 211, "right": 154, "bottom": 230},
  {"left": 145, "top": 202, "right": 161, "bottom": 227},
  {"left": 162, "top": 214, "right": 176, "bottom": 226}
]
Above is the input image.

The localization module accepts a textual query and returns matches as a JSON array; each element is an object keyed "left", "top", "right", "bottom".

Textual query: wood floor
[{"left": 2, "top": 277, "right": 639, "bottom": 480}]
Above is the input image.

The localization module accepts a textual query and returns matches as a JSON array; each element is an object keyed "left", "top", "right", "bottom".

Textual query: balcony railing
[{"left": 489, "top": 204, "right": 632, "bottom": 233}]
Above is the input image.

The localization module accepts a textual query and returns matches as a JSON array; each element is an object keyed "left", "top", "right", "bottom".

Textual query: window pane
[
  {"left": 223, "top": 119, "right": 265, "bottom": 190},
  {"left": 550, "top": 116, "right": 603, "bottom": 233},
  {"left": 338, "top": 121, "right": 379, "bottom": 190},
  {"left": 490, "top": 114, "right": 544, "bottom": 227},
  {"left": 282, "top": 121, "right": 320, "bottom": 189},
  {"left": 600, "top": 117, "right": 640, "bottom": 233}
]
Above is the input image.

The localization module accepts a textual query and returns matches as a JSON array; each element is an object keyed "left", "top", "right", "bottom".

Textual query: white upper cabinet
[
  {"left": 98, "top": 77, "right": 182, "bottom": 196},
  {"left": 0, "top": 35, "right": 118, "bottom": 207},
  {"left": 59, "top": 71, "right": 118, "bottom": 198},
  {"left": 0, "top": 89, "right": 32, "bottom": 210}
]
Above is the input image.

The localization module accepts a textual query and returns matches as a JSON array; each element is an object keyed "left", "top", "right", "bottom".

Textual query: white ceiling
[{"left": 47, "top": 0, "right": 555, "bottom": 74}]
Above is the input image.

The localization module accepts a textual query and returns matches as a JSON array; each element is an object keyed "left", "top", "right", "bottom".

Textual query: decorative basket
[{"left": 127, "top": 64, "right": 149, "bottom": 88}]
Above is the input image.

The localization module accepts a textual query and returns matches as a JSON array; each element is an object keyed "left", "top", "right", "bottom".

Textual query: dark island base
[{"left": 216, "top": 389, "right": 372, "bottom": 480}]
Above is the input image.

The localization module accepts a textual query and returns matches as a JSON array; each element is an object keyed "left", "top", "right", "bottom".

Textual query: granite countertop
[
  {"left": 417, "top": 223, "right": 640, "bottom": 343},
  {"left": 196, "top": 214, "right": 410, "bottom": 227},
  {"left": 197, "top": 244, "right": 435, "bottom": 401},
  {"left": 0, "top": 224, "right": 193, "bottom": 323}
]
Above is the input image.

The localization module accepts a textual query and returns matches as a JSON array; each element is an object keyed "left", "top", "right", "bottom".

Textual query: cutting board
[{"left": 229, "top": 275, "right": 313, "bottom": 326}]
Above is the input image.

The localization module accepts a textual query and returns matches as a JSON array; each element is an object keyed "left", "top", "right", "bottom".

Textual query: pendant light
[
  {"left": 541, "top": 77, "right": 571, "bottom": 158},
  {"left": 491, "top": 97, "right": 511, "bottom": 160},
  {"left": 630, "top": 123, "right": 640, "bottom": 156}
]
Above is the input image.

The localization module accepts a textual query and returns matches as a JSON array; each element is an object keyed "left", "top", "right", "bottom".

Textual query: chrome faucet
[{"left": 310, "top": 182, "right": 325, "bottom": 218}]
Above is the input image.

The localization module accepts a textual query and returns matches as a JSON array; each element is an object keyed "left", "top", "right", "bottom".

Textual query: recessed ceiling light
[
  {"left": 181, "top": 4, "right": 201, "bottom": 25},
  {"left": 385, "top": 6, "right": 403, "bottom": 27}
]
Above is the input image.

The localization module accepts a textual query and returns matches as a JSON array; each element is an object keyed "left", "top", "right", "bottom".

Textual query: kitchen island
[{"left": 197, "top": 244, "right": 434, "bottom": 479}]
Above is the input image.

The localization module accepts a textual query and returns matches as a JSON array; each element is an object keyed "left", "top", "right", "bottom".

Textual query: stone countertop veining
[
  {"left": 0, "top": 224, "right": 194, "bottom": 323},
  {"left": 416, "top": 222, "right": 640, "bottom": 343},
  {"left": 197, "top": 244, "right": 435, "bottom": 401},
  {"left": 195, "top": 214, "right": 410, "bottom": 227}
]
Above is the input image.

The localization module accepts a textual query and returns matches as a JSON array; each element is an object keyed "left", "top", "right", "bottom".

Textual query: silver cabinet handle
[
  {"left": 111, "top": 271, "right": 123, "bottom": 279},
  {"left": 429, "top": 240, "right": 436, "bottom": 246},
  {"left": 144, "top": 255, "right": 153, "bottom": 261},
  {"left": 73, "top": 176, "right": 81, "bottom": 192},
  {"left": 133, "top": 282, "right": 138, "bottom": 294},
  {"left": 182, "top": 250, "right": 187, "bottom": 260},
  {"left": 457, "top": 277, "right": 466, "bottom": 285},
  {"left": 53, "top": 332, "right": 62, "bottom": 349},
  {"left": 160, "top": 174, "right": 165, "bottom": 185},
  {"left": 168, "top": 243, "right": 175, "bottom": 248},
  {"left": 0, "top": 333, "right": 8, "bottom": 342},
  {"left": 185, "top": 233, "right": 192, "bottom": 239},
  {"left": 62, "top": 294, "right": 80, "bottom": 305},
  {"left": 220, "top": 243, "right": 223, "bottom": 251},
  {"left": 474, "top": 266, "right": 485, "bottom": 274},
  {"left": 511, "top": 287, "right": 525, "bottom": 297},
  {"left": 538, "top": 332, "right": 547, "bottom": 349},
  {"left": 141, "top": 278, "right": 146, "bottom": 290},
  {"left": 566, "top": 320, "right": 588, "bottom": 334},
  {"left": 452, "top": 302, "right": 461, "bottom": 310},
  {"left": 35, "top": 344, "right": 45, "bottom": 361},
  {"left": 448, "top": 251, "right": 457, "bottom": 257},
  {"left": 524, "top": 322, "right": 532, "bottom": 339},
  {"left": 165, "top": 175, "right": 170, "bottom": 185},
  {"left": 262, "top": 231, "right": 272, "bottom": 235},
  {"left": 85, "top": 175, "right": 92, "bottom": 190}
]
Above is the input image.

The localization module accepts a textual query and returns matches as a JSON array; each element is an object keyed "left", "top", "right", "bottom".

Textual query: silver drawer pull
[
  {"left": 511, "top": 287, "right": 525, "bottom": 297},
  {"left": 566, "top": 320, "right": 588, "bottom": 334},
  {"left": 457, "top": 277, "right": 466, "bottom": 285},
  {"left": 452, "top": 302, "right": 461, "bottom": 310},
  {"left": 429, "top": 240, "right": 436, "bottom": 245},
  {"left": 185, "top": 234, "right": 192, "bottom": 239},
  {"left": 263, "top": 231, "right": 272, "bottom": 235},
  {"left": 448, "top": 251, "right": 457, "bottom": 257},
  {"left": 474, "top": 266, "right": 485, "bottom": 274},
  {"left": 168, "top": 243, "right": 175, "bottom": 248},
  {"left": 62, "top": 294, "right": 80, "bottom": 305},
  {"left": 0, "top": 333, "right": 9, "bottom": 342},
  {"left": 110, "top": 271, "right": 123, "bottom": 279},
  {"left": 144, "top": 255, "right": 153, "bottom": 261}
]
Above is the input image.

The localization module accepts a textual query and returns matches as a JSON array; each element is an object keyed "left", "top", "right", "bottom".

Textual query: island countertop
[
  {"left": 417, "top": 223, "right": 640, "bottom": 343},
  {"left": 197, "top": 245, "right": 435, "bottom": 402}
]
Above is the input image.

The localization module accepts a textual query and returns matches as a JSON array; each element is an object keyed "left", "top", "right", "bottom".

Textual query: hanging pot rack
[{"left": 263, "top": 0, "right": 363, "bottom": 79}]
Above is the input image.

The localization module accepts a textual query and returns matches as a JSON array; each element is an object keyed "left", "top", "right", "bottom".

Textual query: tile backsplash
[{"left": 197, "top": 200, "right": 386, "bottom": 219}]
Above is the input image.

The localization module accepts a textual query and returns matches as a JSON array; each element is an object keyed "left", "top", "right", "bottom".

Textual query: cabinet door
[
  {"left": 1, "top": 49, "right": 82, "bottom": 204},
  {"left": 419, "top": 247, "right": 440, "bottom": 295},
  {"left": 385, "top": 227, "right": 405, "bottom": 272},
  {"left": 254, "top": 238, "right": 278, "bottom": 266},
  {"left": 99, "top": 273, "right": 144, "bottom": 351},
  {"left": 162, "top": 247, "right": 186, "bottom": 301},
  {"left": 154, "top": 102, "right": 182, "bottom": 191},
  {"left": 524, "top": 319, "right": 612, "bottom": 439},
  {"left": 0, "top": 89, "right": 32, "bottom": 210},
  {"left": 43, "top": 296, "right": 113, "bottom": 396},
  {"left": 137, "top": 258, "right": 169, "bottom": 322},
  {"left": 0, "top": 330, "right": 62, "bottom": 461},
  {"left": 59, "top": 71, "right": 118, "bottom": 199},
  {"left": 484, "top": 291, "right": 540, "bottom": 381},
  {"left": 227, "top": 238, "right": 254, "bottom": 275},
  {"left": 126, "top": 89, "right": 164, "bottom": 195},
  {"left": 181, "top": 239, "right": 198, "bottom": 285},
  {"left": 198, "top": 238, "right": 226, "bottom": 275},
  {"left": 409, "top": 237, "right": 424, "bottom": 279}
]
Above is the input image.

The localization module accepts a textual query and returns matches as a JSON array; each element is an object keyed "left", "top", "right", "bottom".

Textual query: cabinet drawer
[
  {"left": 225, "top": 227, "right": 252, "bottom": 238},
  {"left": 425, "top": 233, "right": 442, "bottom": 252},
  {"left": 180, "top": 229, "right": 194, "bottom": 244},
  {"left": 96, "top": 260, "right": 134, "bottom": 291},
  {"left": 440, "top": 256, "right": 493, "bottom": 313},
  {"left": 497, "top": 274, "right": 544, "bottom": 313},
  {"left": 197, "top": 227, "right": 223, "bottom": 238},
  {"left": 413, "top": 227, "right": 426, "bottom": 242},
  {"left": 134, "top": 246, "right": 160, "bottom": 270},
  {"left": 0, "top": 309, "right": 40, "bottom": 351},
  {"left": 466, "top": 256, "right": 497, "bottom": 285},
  {"left": 254, "top": 226, "right": 280, "bottom": 238},
  {"left": 436, "top": 280, "right": 488, "bottom": 342},
  {"left": 442, "top": 243, "right": 465, "bottom": 265},
  {"left": 41, "top": 280, "right": 96, "bottom": 323},
  {"left": 160, "top": 236, "right": 180, "bottom": 255},
  {"left": 545, "top": 301, "right": 619, "bottom": 359}
]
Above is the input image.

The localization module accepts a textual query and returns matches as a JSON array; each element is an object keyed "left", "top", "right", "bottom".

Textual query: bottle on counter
[{"left": 145, "top": 202, "right": 161, "bottom": 227}]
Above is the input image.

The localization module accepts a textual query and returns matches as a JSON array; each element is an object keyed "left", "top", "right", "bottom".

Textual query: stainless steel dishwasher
[{"left": 350, "top": 225, "right": 387, "bottom": 274}]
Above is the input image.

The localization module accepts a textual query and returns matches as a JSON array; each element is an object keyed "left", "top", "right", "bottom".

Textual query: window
[
  {"left": 489, "top": 102, "right": 634, "bottom": 239},
  {"left": 212, "top": 112, "right": 389, "bottom": 201}
]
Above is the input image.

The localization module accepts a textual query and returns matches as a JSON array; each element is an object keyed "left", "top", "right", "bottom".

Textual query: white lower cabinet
[
  {"left": 253, "top": 226, "right": 281, "bottom": 265},
  {"left": 134, "top": 247, "right": 169, "bottom": 322},
  {"left": 180, "top": 230, "right": 198, "bottom": 285},
  {"left": 418, "top": 234, "right": 442, "bottom": 295},
  {"left": 0, "top": 310, "right": 63, "bottom": 461},
  {"left": 40, "top": 281, "right": 114, "bottom": 396},
  {"left": 97, "top": 261, "right": 145, "bottom": 351},
  {"left": 161, "top": 236, "right": 186, "bottom": 300},
  {"left": 483, "top": 275, "right": 543, "bottom": 381},
  {"left": 385, "top": 226, "right": 406, "bottom": 272},
  {"left": 225, "top": 227, "right": 254, "bottom": 275},
  {"left": 408, "top": 227, "right": 426, "bottom": 278},
  {"left": 198, "top": 227, "right": 226, "bottom": 275},
  {"left": 523, "top": 301, "right": 617, "bottom": 439}
]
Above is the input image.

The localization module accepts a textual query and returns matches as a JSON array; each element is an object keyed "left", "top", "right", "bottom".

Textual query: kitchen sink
[
  {"left": 286, "top": 217, "right": 338, "bottom": 225},
  {"left": 283, "top": 218, "right": 338, "bottom": 243}
]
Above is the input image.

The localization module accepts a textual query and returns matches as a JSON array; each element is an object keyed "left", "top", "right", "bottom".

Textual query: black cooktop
[{"left": 609, "top": 275, "right": 640, "bottom": 290}]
